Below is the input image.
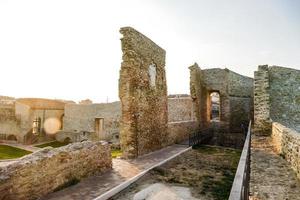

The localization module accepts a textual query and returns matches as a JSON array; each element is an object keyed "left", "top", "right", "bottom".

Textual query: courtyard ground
[
  {"left": 34, "top": 140, "right": 70, "bottom": 148},
  {"left": 111, "top": 145, "right": 241, "bottom": 200},
  {"left": 0, "top": 144, "right": 32, "bottom": 159}
]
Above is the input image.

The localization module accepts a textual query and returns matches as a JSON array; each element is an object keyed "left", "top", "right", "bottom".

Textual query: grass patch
[
  {"left": 0, "top": 145, "right": 32, "bottom": 159},
  {"left": 35, "top": 141, "right": 70, "bottom": 148},
  {"left": 111, "top": 149, "right": 122, "bottom": 158},
  {"left": 201, "top": 170, "right": 236, "bottom": 200}
]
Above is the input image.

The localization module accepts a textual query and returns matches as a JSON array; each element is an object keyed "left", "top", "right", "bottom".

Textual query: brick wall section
[
  {"left": 271, "top": 122, "right": 300, "bottom": 179},
  {"left": 119, "top": 27, "right": 168, "bottom": 158},
  {"left": 0, "top": 141, "right": 112, "bottom": 200}
]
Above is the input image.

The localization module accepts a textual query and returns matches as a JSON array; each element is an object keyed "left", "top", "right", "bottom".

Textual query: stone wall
[
  {"left": 61, "top": 102, "right": 121, "bottom": 142},
  {"left": 0, "top": 104, "right": 20, "bottom": 140},
  {"left": 271, "top": 122, "right": 300, "bottom": 179},
  {"left": 168, "top": 97, "right": 195, "bottom": 122},
  {"left": 189, "top": 63, "right": 208, "bottom": 129},
  {"left": 119, "top": 27, "right": 168, "bottom": 158},
  {"left": 167, "top": 121, "right": 198, "bottom": 145},
  {"left": 269, "top": 67, "right": 300, "bottom": 131},
  {"left": 189, "top": 63, "right": 253, "bottom": 132},
  {"left": 254, "top": 65, "right": 272, "bottom": 135},
  {"left": 0, "top": 141, "right": 112, "bottom": 200},
  {"left": 254, "top": 65, "right": 300, "bottom": 135}
]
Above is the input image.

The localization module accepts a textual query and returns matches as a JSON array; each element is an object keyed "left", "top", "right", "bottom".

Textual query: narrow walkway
[
  {"left": 42, "top": 144, "right": 189, "bottom": 200},
  {"left": 250, "top": 135, "right": 300, "bottom": 200}
]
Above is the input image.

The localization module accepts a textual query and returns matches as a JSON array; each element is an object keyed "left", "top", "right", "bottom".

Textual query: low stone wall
[
  {"left": 167, "top": 121, "right": 198, "bottom": 145},
  {"left": 271, "top": 122, "right": 300, "bottom": 179},
  {"left": 0, "top": 141, "right": 112, "bottom": 200}
]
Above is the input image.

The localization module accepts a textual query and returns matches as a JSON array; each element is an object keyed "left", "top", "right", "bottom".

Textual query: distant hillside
[{"left": 0, "top": 95, "right": 15, "bottom": 104}]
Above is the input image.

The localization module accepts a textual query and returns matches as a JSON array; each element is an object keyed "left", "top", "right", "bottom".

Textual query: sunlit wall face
[
  {"left": 44, "top": 118, "right": 61, "bottom": 135},
  {"left": 0, "top": 0, "right": 299, "bottom": 102}
]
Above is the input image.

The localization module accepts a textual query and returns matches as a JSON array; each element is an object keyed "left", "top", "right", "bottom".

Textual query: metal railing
[
  {"left": 188, "top": 128, "right": 213, "bottom": 147},
  {"left": 228, "top": 121, "right": 251, "bottom": 200}
]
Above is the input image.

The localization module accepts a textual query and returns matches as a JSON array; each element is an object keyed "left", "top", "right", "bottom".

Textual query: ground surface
[
  {"left": 111, "top": 145, "right": 241, "bottom": 200},
  {"left": 34, "top": 141, "right": 70, "bottom": 148},
  {"left": 250, "top": 135, "right": 300, "bottom": 200},
  {"left": 0, "top": 144, "right": 32, "bottom": 159},
  {"left": 111, "top": 149, "right": 122, "bottom": 158},
  {"left": 41, "top": 144, "right": 188, "bottom": 200}
]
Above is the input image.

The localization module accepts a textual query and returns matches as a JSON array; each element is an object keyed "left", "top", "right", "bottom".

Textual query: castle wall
[
  {"left": 0, "top": 141, "right": 112, "bottom": 200},
  {"left": 254, "top": 65, "right": 300, "bottom": 135},
  {"left": 168, "top": 97, "right": 195, "bottom": 122},
  {"left": 272, "top": 122, "right": 300, "bottom": 179},
  {"left": 269, "top": 67, "right": 300, "bottom": 131},
  {"left": 119, "top": 27, "right": 168, "bottom": 158},
  {"left": 0, "top": 104, "right": 20, "bottom": 140},
  {"left": 189, "top": 64, "right": 253, "bottom": 132},
  {"left": 63, "top": 102, "right": 120, "bottom": 136}
]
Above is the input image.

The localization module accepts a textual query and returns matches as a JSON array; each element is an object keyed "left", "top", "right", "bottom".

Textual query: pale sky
[{"left": 0, "top": 0, "right": 299, "bottom": 103}]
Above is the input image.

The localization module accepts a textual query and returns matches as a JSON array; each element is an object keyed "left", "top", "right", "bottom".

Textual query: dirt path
[
  {"left": 112, "top": 145, "right": 241, "bottom": 200},
  {"left": 41, "top": 144, "right": 188, "bottom": 200},
  {"left": 250, "top": 135, "right": 300, "bottom": 200}
]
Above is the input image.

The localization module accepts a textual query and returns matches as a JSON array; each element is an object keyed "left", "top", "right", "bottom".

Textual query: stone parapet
[
  {"left": 0, "top": 141, "right": 112, "bottom": 200},
  {"left": 271, "top": 122, "right": 300, "bottom": 179}
]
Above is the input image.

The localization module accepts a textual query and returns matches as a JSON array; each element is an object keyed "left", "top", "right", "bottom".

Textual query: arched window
[{"left": 210, "top": 92, "right": 220, "bottom": 121}]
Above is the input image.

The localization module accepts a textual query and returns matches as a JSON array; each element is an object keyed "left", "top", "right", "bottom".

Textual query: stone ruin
[
  {"left": 254, "top": 65, "right": 300, "bottom": 135},
  {"left": 119, "top": 27, "right": 168, "bottom": 158},
  {"left": 0, "top": 26, "right": 299, "bottom": 200}
]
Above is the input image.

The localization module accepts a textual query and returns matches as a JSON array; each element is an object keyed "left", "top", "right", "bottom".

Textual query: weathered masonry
[
  {"left": 189, "top": 63, "right": 253, "bottom": 131},
  {"left": 189, "top": 63, "right": 253, "bottom": 147},
  {"left": 254, "top": 65, "right": 300, "bottom": 135},
  {"left": 0, "top": 98, "right": 66, "bottom": 144},
  {"left": 119, "top": 27, "right": 168, "bottom": 158},
  {"left": 56, "top": 102, "right": 121, "bottom": 143},
  {"left": 0, "top": 141, "right": 112, "bottom": 200}
]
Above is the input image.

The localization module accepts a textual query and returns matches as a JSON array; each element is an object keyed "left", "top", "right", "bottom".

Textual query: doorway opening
[
  {"left": 95, "top": 118, "right": 104, "bottom": 138},
  {"left": 210, "top": 92, "right": 220, "bottom": 121}
]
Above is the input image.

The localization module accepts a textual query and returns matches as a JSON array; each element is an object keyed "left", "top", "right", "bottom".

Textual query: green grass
[
  {"left": 0, "top": 145, "right": 32, "bottom": 159},
  {"left": 196, "top": 145, "right": 241, "bottom": 200},
  {"left": 35, "top": 141, "right": 70, "bottom": 148},
  {"left": 111, "top": 149, "right": 122, "bottom": 158}
]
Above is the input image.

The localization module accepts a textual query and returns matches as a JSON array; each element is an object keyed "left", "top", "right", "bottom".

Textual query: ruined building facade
[
  {"left": 254, "top": 65, "right": 300, "bottom": 135},
  {"left": 119, "top": 27, "right": 169, "bottom": 158}
]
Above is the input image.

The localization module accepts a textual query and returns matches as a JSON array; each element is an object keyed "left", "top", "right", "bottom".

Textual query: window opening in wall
[
  {"left": 32, "top": 117, "right": 41, "bottom": 135},
  {"left": 210, "top": 92, "right": 220, "bottom": 121},
  {"left": 95, "top": 118, "right": 104, "bottom": 138}
]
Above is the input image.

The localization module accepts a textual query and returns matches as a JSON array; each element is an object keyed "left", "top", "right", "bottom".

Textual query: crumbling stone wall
[
  {"left": 168, "top": 97, "right": 195, "bottom": 122},
  {"left": 271, "top": 122, "right": 300, "bottom": 179},
  {"left": 0, "top": 141, "right": 112, "bottom": 200},
  {"left": 189, "top": 63, "right": 209, "bottom": 128},
  {"left": 0, "top": 104, "right": 20, "bottom": 140},
  {"left": 189, "top": 63, "right": 253, "bottom": 132},
  {"left": 119, "top": 27, "right": 168, "bottom": 158},
  {"left": 61, "top": 102, "right": 120, "bottom": 142},
  {"left": 254, "top": 65, "right": 272, "bottom": 135},
  {"left": 167, "top": 121, "right": 198, "bottom": 145},
  {"left": 254, "top": 65, "right": 300, "bottom": 135}
]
